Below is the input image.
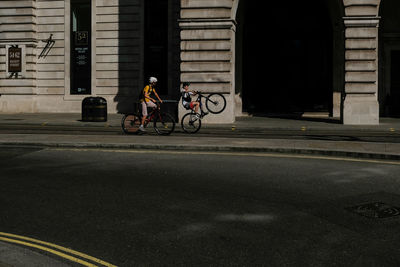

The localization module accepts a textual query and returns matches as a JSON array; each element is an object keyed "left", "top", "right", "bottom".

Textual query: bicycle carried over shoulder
[
  {"left": 181, "top": 92, "right": 226, "bottom": 134},
  {"left": 121, "top": 102, "right": 175, "bottom": 135}
]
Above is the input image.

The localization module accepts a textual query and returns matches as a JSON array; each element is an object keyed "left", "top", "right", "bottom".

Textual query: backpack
[
  {"left": 138, "top": 88, "right": 144, "bottom": 101},
  {"left": 138, "top": 85, "right": 153, "bottom": 101}
]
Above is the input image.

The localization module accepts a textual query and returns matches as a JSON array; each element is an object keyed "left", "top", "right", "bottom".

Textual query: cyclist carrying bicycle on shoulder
[
  {"left": 181, "top": 82, "right": 207, "bottom": 118},
  {"left": 140, "top": 77, "right": 163, "bottom": 132}
]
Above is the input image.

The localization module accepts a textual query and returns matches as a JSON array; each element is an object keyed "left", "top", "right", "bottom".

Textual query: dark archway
[
  {"left": 236, "top": 1, "right": 337, "bottom": 116},
  {"left": 144, "top": 0, "right": 180, "bottom": 98},
  {"left": 379, "top": 0, "right": 400, "bottom": 117}
]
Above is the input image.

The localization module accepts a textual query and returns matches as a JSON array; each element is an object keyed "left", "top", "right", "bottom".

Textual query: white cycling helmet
[{"left": 149, "top": 77, "right": 158, "bottom": 83}]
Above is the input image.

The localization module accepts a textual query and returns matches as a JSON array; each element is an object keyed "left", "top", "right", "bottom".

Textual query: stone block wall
[
  {"left": 95, "top": 0, "right": 142, "bottom": 97},
  {"left": 36, "top": 0, "right": 65, "bottom": 96}
]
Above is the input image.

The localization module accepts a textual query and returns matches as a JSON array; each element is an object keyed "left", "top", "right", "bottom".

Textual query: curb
[{"left": 1, "top": 141, "right": 400, "bottom": 161}]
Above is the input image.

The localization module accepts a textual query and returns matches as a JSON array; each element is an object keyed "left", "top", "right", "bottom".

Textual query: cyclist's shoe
[
  {"left": 139, "top": 125, "right": 146, "bottom": 132},
  {"left": 200, "top": 111, "right": 208, "bottom": 118},
  {"left": 195, "top": 113, "right": 201, "bottom": 119}
]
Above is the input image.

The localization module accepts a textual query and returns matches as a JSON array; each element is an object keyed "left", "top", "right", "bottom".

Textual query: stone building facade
[
  {"left": 0, "top": 0, "right": 180, "bottom": 115},
  {"left": 0, "top": 0, "right": 398, "bottom": 125}
]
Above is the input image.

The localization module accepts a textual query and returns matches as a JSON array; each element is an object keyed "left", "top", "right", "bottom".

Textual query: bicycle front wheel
[
  {"left": 205, "top": 93, "right": 226, "bottom": 114},
  {"left": 181, "top": 112, "right": 201, "bottom": 134},
  {"left": 154, "top": 112, "right": 175, "bottom": 135},
  {"left": 121, "top": 114, "right": 141, "bottom": 134}
]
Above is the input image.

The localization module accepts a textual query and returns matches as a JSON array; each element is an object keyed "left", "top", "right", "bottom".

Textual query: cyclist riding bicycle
[
  {"left": 140, "top": 77, "right": 163, "bottom": 132},
  {"left": 180, "top": 82, "right": 207, "bottom": 118}
]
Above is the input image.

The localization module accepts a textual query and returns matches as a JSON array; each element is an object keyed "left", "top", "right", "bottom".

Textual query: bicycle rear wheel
[
  {"left": 154, "top": 112, "right": 175, "bottom": 135},
  {"left": 181, "top": 112, "right": 201, "bottom": 133},
  {"left": 121, "top": 114, "right": 141, "bottom": 134},
  {"left": 205, "top": 93, "right": 226, "bottom": 114}
]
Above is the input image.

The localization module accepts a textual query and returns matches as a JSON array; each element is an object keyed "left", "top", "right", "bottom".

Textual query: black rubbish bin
[{"left": 82, "top": 97, "right": 107, "bottom": 122}]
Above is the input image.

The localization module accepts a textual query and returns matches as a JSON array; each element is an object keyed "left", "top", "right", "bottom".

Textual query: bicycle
[
  {"left": 121, "top": 102, "right": 175, "bottom": 135},
  {"left": 181, "top": 92, "right": 226, "bottom": 134}
]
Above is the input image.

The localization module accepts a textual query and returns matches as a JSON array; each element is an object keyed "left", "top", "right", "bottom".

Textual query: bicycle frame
[
  {"left": 193, "top": 93, "right": 206, "bottom": 114},
  {"left": 141, "top": 106, "right": 158, "bottom": 125},
  {"left": 194, "top": 93, "right": 219, "bottom": 110},
  {"left": 122, "top": 101, "right": 175, "bottom": 135}
]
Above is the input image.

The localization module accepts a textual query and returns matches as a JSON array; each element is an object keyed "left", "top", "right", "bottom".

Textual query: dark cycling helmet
[{"left": 182, "top": 82, "right": 191, "bottom": 87}]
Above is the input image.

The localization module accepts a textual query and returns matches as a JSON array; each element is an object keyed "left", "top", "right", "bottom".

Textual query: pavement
[
  {"left": 0, "top": 112, "right": 400, "bottom": 160},
  {"left": 0, "top": 240, "right": 71, "bottom": 267}
]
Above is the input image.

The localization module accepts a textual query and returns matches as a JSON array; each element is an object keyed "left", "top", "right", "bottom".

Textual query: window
[{"left": 71, "top": 0, "right": 91, "bottom": 95}]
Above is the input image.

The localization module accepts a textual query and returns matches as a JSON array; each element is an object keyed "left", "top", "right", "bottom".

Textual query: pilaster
[
  {"left": 0, "top": 0, "right": 37, "bottom": 98},
  {"left": 343, "top": 4, "right": 380, "bottom": 124},
  {"left": 179, "top": 0, "right": 236, "bottom": 123}
]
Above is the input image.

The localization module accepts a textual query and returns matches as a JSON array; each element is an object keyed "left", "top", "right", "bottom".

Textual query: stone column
[
  {"left": 179, "top": 1, "right": 236, "bottom": 123},
  {"left": 342, "top": 2, "right": 380, "bottom": 125}
]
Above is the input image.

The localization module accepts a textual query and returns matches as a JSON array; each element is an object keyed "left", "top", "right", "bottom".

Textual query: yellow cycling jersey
[{"left": 141, "top": 85, "right": 156, "bottom": 103}]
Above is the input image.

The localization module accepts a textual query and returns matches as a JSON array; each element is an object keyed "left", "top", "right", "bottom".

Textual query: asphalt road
[
  {"left": 1, "top": 147, "right": 400, "bottom": 266},
  {"left": 1, "top": 123, "right": 400, "bottom": 143}
]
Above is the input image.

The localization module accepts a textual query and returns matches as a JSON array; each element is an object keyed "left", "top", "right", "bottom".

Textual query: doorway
[
  {"left": 236, "top": 1, "right": 333, "bottom": 115},
  {"left": 143, "top": 0, "right": 180, "bottom": 99},
  {"left": 379, "top": 0, "right": 400, "bottom": 117}
]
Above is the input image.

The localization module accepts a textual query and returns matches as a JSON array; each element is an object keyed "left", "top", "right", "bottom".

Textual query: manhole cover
[{"left": 346, "top": 202, "right": 400, "bottom": 219}]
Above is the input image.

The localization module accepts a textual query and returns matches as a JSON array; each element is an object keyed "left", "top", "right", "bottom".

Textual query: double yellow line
[{"left": 0, "top": 232, "right": 117, "bottom": 267}]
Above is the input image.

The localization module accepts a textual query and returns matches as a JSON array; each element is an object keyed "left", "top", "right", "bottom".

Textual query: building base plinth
[{"left": 343, "top": 95, "right": 379, "bottom": 125}]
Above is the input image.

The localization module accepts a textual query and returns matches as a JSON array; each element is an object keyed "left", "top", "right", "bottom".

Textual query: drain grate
[{"left": 346, "top": 202, "right": 400, "bottom": 219}]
